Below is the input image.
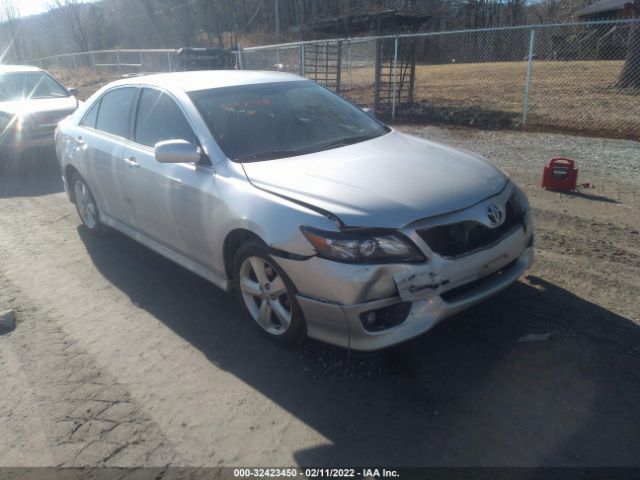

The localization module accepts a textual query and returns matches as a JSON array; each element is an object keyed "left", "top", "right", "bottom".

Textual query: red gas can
[{"left": 542, "top": 157, "right": 578, "bottom": 192}]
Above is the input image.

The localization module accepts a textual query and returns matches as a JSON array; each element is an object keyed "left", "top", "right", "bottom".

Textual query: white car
[{"left": 0, "top": 65, "right": 79, "bottom": 152}]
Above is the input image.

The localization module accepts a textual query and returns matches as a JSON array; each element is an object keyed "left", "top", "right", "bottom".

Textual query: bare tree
[
  {"left": 47, "top": 0, "right": 90, "bottom": 52},
  {"left": 0, "top": 0, "right": 23, "bottom": 61}
]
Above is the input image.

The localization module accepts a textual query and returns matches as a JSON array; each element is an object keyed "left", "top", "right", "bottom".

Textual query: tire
[
  {"left": 233, "top": 240, "right": 306, "bottom": 347},
  {"left": 71, "top": 172, "right": 106, "bottom": 236}
]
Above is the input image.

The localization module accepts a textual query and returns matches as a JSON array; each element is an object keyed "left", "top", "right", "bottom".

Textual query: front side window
[
  {"left": 134, "top": 88, "right": 198, "bottom": 147},
  {"left": 95, "top": 87, "right": 137, "bottom": 139},
  {"left": 188, "top": 80, "right": 388, "bottom": 162},
  {"left": 0, "top": 71, "right": 69, "bottom": 101}
]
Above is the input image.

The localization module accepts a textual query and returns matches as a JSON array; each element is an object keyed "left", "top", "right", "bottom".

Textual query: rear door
[
  {"left": 76, "top": 86, "right": 138, "bottom": 224},
  {"left": 122, "top": 87, "right": 218, "bottom": 266}
]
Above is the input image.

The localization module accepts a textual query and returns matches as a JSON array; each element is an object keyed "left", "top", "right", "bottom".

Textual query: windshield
[
  {"left": 0, "top": 71, "right": 70, "bottom": 101},
  {"left": 188, "top": 80, "right": 389, "bottom": 162}
]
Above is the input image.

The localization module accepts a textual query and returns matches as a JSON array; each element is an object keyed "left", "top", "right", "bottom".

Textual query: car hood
[
  {"left": 0, "top": 96, "right": 78, "bottom": 117},
  {"left": 242, "top": 130, "right": 508, "bottom": 228}
]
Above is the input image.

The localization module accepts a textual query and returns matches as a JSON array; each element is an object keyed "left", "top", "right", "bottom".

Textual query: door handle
[
  {"left": 75, "top": 136, "right": 85, "bottom": 146},
  {"left": 124, "top": 156, "right": 139, "bottom": 169}
]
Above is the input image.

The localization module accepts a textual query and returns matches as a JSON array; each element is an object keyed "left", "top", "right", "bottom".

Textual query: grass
[{"left": 342, "top": 60, "right": 640, "bottom": 139}]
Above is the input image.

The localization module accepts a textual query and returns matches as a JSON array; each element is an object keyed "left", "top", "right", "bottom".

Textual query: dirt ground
[{"left": 0, "top": 125, "right": 639, "bottom": 467}]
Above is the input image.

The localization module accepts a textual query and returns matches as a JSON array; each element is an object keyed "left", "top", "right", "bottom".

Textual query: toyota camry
[{"left": 55, "top": 71, "right": 533, "bottom": 350}]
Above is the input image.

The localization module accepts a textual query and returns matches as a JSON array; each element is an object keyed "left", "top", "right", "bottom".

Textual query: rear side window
[
  {"left": 80, "top": 100, "right": 100, "bottom": 128},
  {"left": 95, "top": 87, "right": 136, "bottom": 138},
  {"left": 134, "top": 88, "right": 197, "bottom": 147}
]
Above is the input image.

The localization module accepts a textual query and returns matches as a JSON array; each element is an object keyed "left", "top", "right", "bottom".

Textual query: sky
[
  {"left": 16, "top": 0, "right": 95, "bottom": 18},
  {"left": 15, "top": 0, "right": 51, "bottom": 17}
]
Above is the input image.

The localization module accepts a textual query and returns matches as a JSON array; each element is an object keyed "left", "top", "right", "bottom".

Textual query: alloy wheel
[
  {"left": 238, "top": 256, "right": 292, "bottom": 335},
  {"left": 73, "top": 179, "right": 97, "bottom": 229}
]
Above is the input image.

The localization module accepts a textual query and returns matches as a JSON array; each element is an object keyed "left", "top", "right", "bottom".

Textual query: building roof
[{"left": 574, "top": 0, "right": 629, "bottom": 17}]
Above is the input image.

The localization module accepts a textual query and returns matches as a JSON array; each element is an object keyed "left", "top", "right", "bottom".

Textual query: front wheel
[
  {"left": 233, "top": 241, "right": 306, "bottom": 347},
  {"left": 71, "top": 173, "right": 106, "bottom": 236}
]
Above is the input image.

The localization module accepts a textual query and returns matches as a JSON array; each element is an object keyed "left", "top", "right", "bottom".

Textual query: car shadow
[
  {"left": 0, "top": 147, "right": 64, "bottom": 198},
  {"left": 77, "top": 226, "right": 640, "bottom": 466}
]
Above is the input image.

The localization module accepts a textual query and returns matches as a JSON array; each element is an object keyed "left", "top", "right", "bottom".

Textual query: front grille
[{"left": 417, "top": 192, "right": 525, "bottom": 258}]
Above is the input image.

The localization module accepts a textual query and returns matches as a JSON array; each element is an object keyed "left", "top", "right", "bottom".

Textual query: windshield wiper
[
  {"left": 235, "top": 149, "right": 307, "bottom": 162},
  {"left": 314, "top": 133, "right": 381, "bottom": 152}
]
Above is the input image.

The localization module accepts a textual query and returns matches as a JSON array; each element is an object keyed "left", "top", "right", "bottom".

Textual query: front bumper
[
  {"left": 277, "top": 226, "right": 533, "bottom": 351},
  {"left": 0, "top": 128, "right": 56, "bottom": 151}
]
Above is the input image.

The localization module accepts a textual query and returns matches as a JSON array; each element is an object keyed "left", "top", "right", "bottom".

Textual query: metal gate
[
  {"left": 303, "top": 41, "right": 342, "bottom": 92},
  {"left": 374, "top": 37, "right": 416, "bottom": 113}
]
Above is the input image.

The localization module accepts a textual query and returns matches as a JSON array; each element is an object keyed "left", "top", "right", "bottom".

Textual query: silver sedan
[
  {"left": 1, "top": 65, "right": 79, "bottom": 151},
  {"left": 55, "top": 71, "right": 533, "bottom": 351}
]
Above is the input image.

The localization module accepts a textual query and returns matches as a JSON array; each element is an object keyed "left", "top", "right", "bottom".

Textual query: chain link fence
[
  {"left": 15, "top": 20, "right": 640, "bottom": 139},
  {"left": 241, "top": 20, "right": 640, "bottom": 139},
  {"left": 21, "top": 49, "right": 180, "bottom": 95}
]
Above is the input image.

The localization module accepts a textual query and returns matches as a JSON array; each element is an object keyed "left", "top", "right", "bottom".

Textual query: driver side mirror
[
  {"left": 154, "top": 139, "right": 202, "bottom": 164},
  {"left": 68, "top": 87, "right": 79, "bottom": 97}
]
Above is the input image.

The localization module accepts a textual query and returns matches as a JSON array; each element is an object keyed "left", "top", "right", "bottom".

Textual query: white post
[
  {"left": 72, "top": 53, "right": 78, "bottom": 78},
  {"left": 348, "top": 41, "right": 352, "bottom": 90},
  {"left": 300, "top": 44, "right": 305, "bottom": 76},
  {"left": 167, "top": 51, "right": 172, "bottom": 71},
  {"left": 139, "top": 51, "right": 143, "bottom": 72},
  {"left": 116, "top": 49, "right": 121, "bottom": 75},
  {"left": 392, "top": 37, "right": 399, "bottom": 120},
  {"left": 522, "top": 28, "right": 536, "bottom": 127},
  {"left": 237, "top": 45, "right": 244, "bottom": 69}
]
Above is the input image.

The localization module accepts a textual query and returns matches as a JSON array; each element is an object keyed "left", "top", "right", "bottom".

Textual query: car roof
[
  {"left": 107, "top": 70, "right": 304, "bottom": 93},
  {"left": 0, "top": 64, "right": 43, "bottom": 73}
]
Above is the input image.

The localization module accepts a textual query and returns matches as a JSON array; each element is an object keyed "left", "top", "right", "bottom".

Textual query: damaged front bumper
[{"left": 277, "top": 226, "right": 533, "bottom": 351}]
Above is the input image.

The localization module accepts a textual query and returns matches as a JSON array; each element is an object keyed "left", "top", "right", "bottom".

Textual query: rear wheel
[
  {"left": 233, "top": 241, "right": 306, "bottom": 346},
  {"left": 72, "top": 173, "right": 106, "bottom": 236}
]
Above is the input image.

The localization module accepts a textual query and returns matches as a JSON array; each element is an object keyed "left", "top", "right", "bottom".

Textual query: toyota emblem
[{"left": 486, "top": 204, "right": 505, "bottom": 226}]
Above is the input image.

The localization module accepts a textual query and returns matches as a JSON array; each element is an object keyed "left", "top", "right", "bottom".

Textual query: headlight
[
  {"left": 300, "top": 226, "right": 426, "bottom": 263},
  {"left": 513, "top": 184, "right": 530, "bottom": 223}
]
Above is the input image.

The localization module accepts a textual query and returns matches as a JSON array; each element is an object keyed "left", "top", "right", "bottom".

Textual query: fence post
[
  {"left": 116, "top": 49, "right": 121, "bottom": 75},
  {"left": 336, "top": 41, "right": 342, "bottom": 93},
  {"left": 237, "top": 45, "right": 243, "bottom": 70},
  {"left": 347, "top": 41, "right": 352, "bottom": 91},
  {"left": 167, "top": 51, "right": 172, "bottom": 72},
  {"left": 139, "top": 51, "right": 143, "bottom": 72},
  {"left": 72, "top": 53, "right": 78, "bottom": 78},
  {"left": 392, "top": 37, "right": 399, "bottom": 120},
  {"left": 522, "top": 28, "right": 536, "bottom": 127},
  {"left": 300, "top": 44, "right": 305, "bottom": 76},
  {"left": 91, "top": 52, "right": 96, "bottom": 75}
]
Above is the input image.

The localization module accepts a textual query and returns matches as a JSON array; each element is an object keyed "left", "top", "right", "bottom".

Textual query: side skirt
[{"left": 100, "top": 214, "right": 229, "bottom": 292}]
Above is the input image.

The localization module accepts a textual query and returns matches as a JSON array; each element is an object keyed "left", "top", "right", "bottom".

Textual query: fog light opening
[{"left": 359, "top": 302, "right": 412, "bottom": 332}]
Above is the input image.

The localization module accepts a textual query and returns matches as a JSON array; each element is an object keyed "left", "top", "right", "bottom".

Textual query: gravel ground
[{"left": 0, "top": 125, "right": 639, "bottom": 468}]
